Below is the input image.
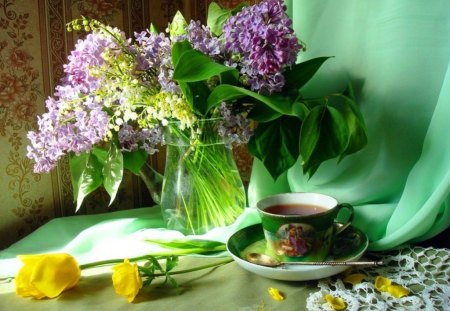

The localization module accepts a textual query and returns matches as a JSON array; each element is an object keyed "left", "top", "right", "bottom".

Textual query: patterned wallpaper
[{"left": 0, "top": 0, "right": 254, "bottom": 249}]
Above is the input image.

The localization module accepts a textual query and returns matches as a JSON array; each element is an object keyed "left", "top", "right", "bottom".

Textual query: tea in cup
[{"left": 256, "top": 192, "right": 353, "bottom": 262}]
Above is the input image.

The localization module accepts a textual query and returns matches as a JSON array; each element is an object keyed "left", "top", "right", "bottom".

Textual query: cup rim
[{"left": 256, "top": 192, "right": 338, "bottom": 218}]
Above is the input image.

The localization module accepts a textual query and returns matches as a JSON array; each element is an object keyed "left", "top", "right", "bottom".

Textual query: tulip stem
[
  {"left": 78, "top": 246, "right": 228, "bottom": 270},
  {"left": 145, "top": 257, "right": 233, "bottom": 278}
]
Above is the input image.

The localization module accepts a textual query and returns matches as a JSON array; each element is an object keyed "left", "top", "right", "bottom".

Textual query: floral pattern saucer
[{"left": 227, "top": 223, "right": 368, "bottom": 281}]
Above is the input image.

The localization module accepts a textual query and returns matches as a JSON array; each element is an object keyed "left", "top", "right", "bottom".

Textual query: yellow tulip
[
  {"left": 112, "top": 259, "right": 143, "bottom": 302},
  {"left": 15, "top": 253, "right": 81, "bottom": 299}
]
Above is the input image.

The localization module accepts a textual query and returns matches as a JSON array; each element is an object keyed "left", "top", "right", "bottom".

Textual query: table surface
[{"left": 0, "top": 207, "right": 449, "bottom": 311}]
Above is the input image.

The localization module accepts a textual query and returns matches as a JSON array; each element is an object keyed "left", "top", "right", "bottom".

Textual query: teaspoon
[{"left": 245, "top": 252, "right": 383, "bottom": 267}]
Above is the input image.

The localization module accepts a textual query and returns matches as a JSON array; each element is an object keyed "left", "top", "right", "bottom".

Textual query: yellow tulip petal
[
  {"left": 15, "top": 261, "right": 46, "bottom": 299},
  {"left": 324, "top": 294, "right": 347, "bottom": 311},
  {"left": 32, "top": 254, "right": 80, "bottom": 298},
  {"left": 16, "top": 253, "right": 80, "bottom": 299},
  {"left": 112, "top": 259, "right": 142, "bottom": 303},
  {"left": 268, "top": 287, "right": 285, "bottom": 301},
  {"left": 374, "top": 276, "right": 391, "bottom": 292},
  {"left": 343, "top": 273, "right": 366, "bottom": 285},
  {"left": 387, "top": 285, "right": 410, "bottom": 298}
]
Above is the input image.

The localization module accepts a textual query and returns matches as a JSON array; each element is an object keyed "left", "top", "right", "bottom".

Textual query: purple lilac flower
[
  {"left": 118, "top": 123, "right": 163, "bottom": 154},
  {"left": 27, "top": 94, "right": 109, "bottom": 173},
  {"left": 63, "top": 32, "right": 118, "bottom": 93},
  {"left": 218, "top": 102, "right": 253, "bottom": 146},
  {"left": 186, "top": 20, "right": 222, "bottom": 58},
  {"left": 133, "top": 30, "right": 178, "bottom": 93},
  {"left": 222, "top": 0, "right": 301, "bottom": 94}
]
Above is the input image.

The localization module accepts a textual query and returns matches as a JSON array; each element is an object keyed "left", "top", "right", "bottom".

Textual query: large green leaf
[
  {"left": 173, "top": 49, "right": 238, "bottom": 82},
  {"left": 123, "top": 149, "right": 148, "bottom": 174},
  {"left": 300, "top": 105, "right": 350, "bottom": 176},
  {"left": 207, "top": 84, "right": 294, "bottom": 117},
  {"left": 207, "top": 2, "right": 232, "bottom": 36},
  {"left": 332, "top": 93, "right": 368, "bottom": 159},
  {"left": 178, "top": 80, "right": 212, "bottom": 116},
  {"left": 69, "top": 152, "right": 89, "bottom": 202},
  {"left": 70, "top": 152, "right": 104, "bottom": 211},
  {"left": 103, "top": 143, "right": 124, "bottom": 205},
  {"left": 283, "top": 57, "right": 331, "bottom": 91},
  {"left": 248, "top": 116, "right": 302, "bottom": 180},
  {"left": 168, "top": 11, "right": 188, "bottom": 38},
  {"left": 247, "top": 104, "right": 282, "bottom": 122},
  {"left": 171, "top": 40, "right": 193, "bottom": 67},
  {"left": 206, "top": 2, "right": 247, "bottom": 36}
]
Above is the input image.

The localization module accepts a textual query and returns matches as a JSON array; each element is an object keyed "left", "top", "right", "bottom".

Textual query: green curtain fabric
[{"left": 248, "top": 0, "right": 450, "bottom": 250}]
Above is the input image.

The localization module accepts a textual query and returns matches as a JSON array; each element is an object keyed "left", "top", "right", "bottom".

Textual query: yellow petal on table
[
  {"left": 112, "top": 259, "right": 143, "bottom": 303},
  {"left": 374, "top": 276, "right": 409, "bottom": 298},
  {"left": 343, "top": 273, "right": 366, "bottom": 285},
  {"left": 324, "top": 294, "right": 347, "bottom": 311},
  {"left": 387, "top": 284, "right": 410, "bottom": 298},
  {"left": 268, "top": 287, "right": 285, "bottom": 301},
  {"left": 374, "top": 276, "right": 391, "bottom": 292},
  {"left": 16, "top": 253, "right": 81, "bottom": 299}
]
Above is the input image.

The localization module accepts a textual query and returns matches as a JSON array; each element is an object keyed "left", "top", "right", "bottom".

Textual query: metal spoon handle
[{"left": 282, "top": 260, "right": 383, "bottom": 266}]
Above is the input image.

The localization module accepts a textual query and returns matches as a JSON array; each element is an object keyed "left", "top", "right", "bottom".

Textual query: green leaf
[
  {"left": 71, "top": 152, "right": 104, "bottom": 211},
  {"left": 173, "top": 49, "right": 238, "bottom": 82},
  {"left": 92, "top": 146, "right": 108, "bottom": 163},
  {"left": 332, "top": 93, "right": 368, "bottom": 159},
  {"left": 69, "top": 152, "right": 89, "bottom": 202},
  {"left": 168, "top": 11, "right": 187, "bottom": 38},
  {"left": 165, "top": 255, "right": 179, "bottom": 272},
  {"left": 219, "top": 69, "right": 239, "bottom": 86},
  {"left": 146, "top": 238, "right": 225, "bottom": 250},
  {"left": 171, "top": 40, "right": 193, "bottom": 68},
  {"left": 247, "top": 104, "right": 282, "bottom": 122},
  {"left": 123, "top": 149, "right": 148, "bottom": 174},
  {"left": 103, "top": 143, "right": 124, "bottom": 205},
  {"left": 248, "top": 116, "right": 302, "bottom": 180},
  {"left": 283, "top": 57, "right": 331, "bottom": 91},
  {"left": 149, "top": 23, "right": 159, "bottom": 34},
  {"left": 207, "top": 84, "right": 294, "bottom": 117},
  {"left": 300, "top": 105, "right": 350, "bottom": 176},
  {"left": 178, "top": 80, "right": 212, "bottom": 116},
  {"left": 207, "top": 2, "right": 231, "bottom": 36}
]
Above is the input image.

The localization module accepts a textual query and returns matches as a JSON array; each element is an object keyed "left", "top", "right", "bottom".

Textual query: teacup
[{"left": 256, "top": 192, "right": 353, "bottom": 262}]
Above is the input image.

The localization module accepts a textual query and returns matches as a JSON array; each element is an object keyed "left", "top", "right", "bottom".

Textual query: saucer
[{"left": 226, "top": 223, "right": 368, "bottom": 281}]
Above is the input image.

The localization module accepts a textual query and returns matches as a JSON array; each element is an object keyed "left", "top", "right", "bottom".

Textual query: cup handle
[{"left": 334, "top": 203, "right": 354, "bottom": 235}]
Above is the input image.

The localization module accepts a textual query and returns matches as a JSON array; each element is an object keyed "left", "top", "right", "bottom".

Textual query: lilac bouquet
[{"left": 27, "top": 0, "right": 367, "bottom": 211}]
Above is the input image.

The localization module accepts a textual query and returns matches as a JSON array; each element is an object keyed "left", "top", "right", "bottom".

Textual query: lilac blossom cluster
[
  {"left": 186, "top": 20, "right": 222, "bottom": 58},
  {"left": 63, "top": 33, "right": 119, "bottom": 93},
  {"left": 27, "top": 32, "right": 114, "bottom": 173},
  {"left": 133, "top": 30, "right": 178, "bottom": 93},
  {"left": 218, "top": 102, "right": 253, "bottom": 146},
  {"left": 118, "top": 123, "right": 163, "bottom": 154},
  {"left": 222, "top": 0, "right": 301, "bottom": 94}
]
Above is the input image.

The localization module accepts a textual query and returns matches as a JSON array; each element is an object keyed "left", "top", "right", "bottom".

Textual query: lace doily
[{"left": 306, "top": 246, "right": 450, "bottom": 311}]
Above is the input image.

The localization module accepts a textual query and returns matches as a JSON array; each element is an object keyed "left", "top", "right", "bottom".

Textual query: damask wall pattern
[{"left": 0, "top": 0, "right": 253, "bottom": 249}]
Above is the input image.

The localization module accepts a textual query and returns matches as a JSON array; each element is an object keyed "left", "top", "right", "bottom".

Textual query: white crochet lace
[{"left": 306, "top": 246, "right": 450, "bottom": 311}]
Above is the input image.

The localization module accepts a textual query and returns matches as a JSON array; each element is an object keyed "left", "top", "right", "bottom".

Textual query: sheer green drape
[{"left": 248, "top": 0, "right": 450, "bottom": 250}]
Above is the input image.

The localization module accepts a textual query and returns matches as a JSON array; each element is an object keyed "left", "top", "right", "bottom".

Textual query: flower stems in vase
[{"left": 160, "top": 119, "right": 246, "bottom": 235}]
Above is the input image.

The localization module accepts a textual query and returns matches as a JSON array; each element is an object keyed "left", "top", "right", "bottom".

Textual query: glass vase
[{"left": 159, "top": 118, "right": 246, "bottom": 235}]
